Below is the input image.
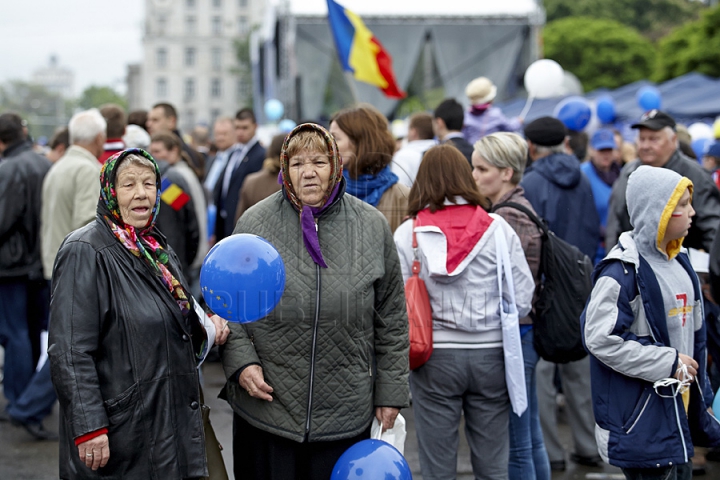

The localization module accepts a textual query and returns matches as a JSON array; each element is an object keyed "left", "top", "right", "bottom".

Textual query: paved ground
[{"left": 1, "top": 358, "right": 716, "bottom": 479}]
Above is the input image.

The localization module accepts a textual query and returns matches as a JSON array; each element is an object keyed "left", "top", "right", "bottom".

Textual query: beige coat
[{"left": 41, "top": 145, "right": 101, "bottom": 279}]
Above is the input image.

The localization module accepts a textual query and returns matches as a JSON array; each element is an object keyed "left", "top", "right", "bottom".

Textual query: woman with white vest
[{"left": 394, "top": 144, "right": 534, "bottom": 479}]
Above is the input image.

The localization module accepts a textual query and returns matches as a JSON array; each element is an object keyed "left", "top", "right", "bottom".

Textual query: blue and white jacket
[{"left": 582, "top": 232, "right": 720, "bottom": 468}]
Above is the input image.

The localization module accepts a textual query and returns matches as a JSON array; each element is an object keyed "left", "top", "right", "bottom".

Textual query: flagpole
[{"left": 344, "top": 71, "right": 360, "bottom": 105}]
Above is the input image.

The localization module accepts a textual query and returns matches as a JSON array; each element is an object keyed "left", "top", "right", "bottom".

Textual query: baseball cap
[
  {"left": 590, "top": 129, "right": 617, "bottom": 150},
  {"left": 631, "top": 110, "right": 676, "bottom": 131},
  {"left": 706, "top": 141, "right": 720, "bottom": 159}
]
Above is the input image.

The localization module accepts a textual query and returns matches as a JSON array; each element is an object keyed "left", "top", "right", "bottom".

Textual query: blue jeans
[
  {"left": 7, "top": 361, "right": 56, "bottom": 424},
  {"left": 508, "top": 330, "right": 551, "bottom": 480},
  {"left": 0, "top": 281, "right": 34, "bottom": 407}
]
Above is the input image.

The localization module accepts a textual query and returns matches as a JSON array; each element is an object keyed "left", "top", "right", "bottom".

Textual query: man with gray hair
[
  {"left": 41, "top": 109, "right": 106, "bottom": 280},
  {"left": 520, "top": 116, "right": 601, "bottom": 471},
  {"left": 606, "top": 110, "right": 720, "bottom": 252}
]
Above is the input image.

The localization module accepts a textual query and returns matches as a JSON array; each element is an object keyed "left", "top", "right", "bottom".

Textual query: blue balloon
[
  {"left": 692, "top": 138, "right": 712, "bottom": 162},
  {"left": 278, "top": 119, "right": 297, "bottom": 133},
  {"left": 206, "top": 205, "right": 216, "bottom": 242},
  {"left": 596, "top": 96, "right": 616, "bottom": 124},
  {"left": 554, "top": 96, "right": 592, "bottom": 132},
  {"left": 331, "top": 439, "right": 411, "bottom": 480},
  {"left": 714, "top": 387, "right": 720, "bottom": 420},
  {"left": 201, "top": 234, "right": 285, "bottom": 323},
  {"left": 637, "top": 86, "right": 661, "bottom": 111},
  {"left": 264, "top": 99, "right": 284, "bottom": 122}
]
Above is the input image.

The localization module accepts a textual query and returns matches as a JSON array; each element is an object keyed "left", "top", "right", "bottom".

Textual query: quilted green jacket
[{"left": 220, "top": 188, "right": 410, "bottom": 443}]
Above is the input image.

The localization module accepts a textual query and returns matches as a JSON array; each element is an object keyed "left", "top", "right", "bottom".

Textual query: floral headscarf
[
  {"left": 279, "top": 123, "right": 344, "bottom": 268},
  {"left": 99, "top": 148, "right": 190, "bottom": 317}
]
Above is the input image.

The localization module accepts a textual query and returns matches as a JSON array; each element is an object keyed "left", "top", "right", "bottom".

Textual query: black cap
[
  {"left": 524, "top": 116, "right": 567, "bottom": 147},
  {"left": 631, "top": 110, "right": 676, "bottom": 131}
]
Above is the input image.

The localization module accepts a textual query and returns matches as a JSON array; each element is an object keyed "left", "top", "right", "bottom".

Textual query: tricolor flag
[
  {"left": 326, "top": 0, "right": 406, "bottom": 99},
  {"left": 160, "top": 177, "right": 190, "bottom": 211}
]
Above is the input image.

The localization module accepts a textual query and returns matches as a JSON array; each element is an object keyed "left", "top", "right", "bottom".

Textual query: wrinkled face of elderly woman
[
  {"left": 288, "top": 149, "right": 332, "bottom": 208},
  {"left": 116, "top": 161, "right": 157, "bottom": 228}
]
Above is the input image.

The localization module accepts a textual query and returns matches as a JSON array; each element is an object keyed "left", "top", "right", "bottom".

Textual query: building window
[
  {"left": 211, "top": 78, "right": 222, "bottom": 98},
  {"left": 186, "top": 16, "right": 196, "bottom": 34},
  {"left": 185, "top": 47, "right": 196, "bottom": 67},
  {"left": 236, "top": 78, "right": 250, "bottom": 102},
  {"left": 211, "top": 47, "right": 222, "bottom": 70},
  {"left": 237, "top": 16, "right": 248, "bottom": 35},
  {"left": 156, "top": 48, "right": 167, "bottom": 68},
  {"left": 186, "top": 0, "right": 195, "bottom": 8},
  {"left": 157, "top": 78, "right": 168, "bottom": 98},
  {"left": 186, "top": 110, "right": 195, "bottom": 128},
  {"left": 157, "top": 16, "right": 167, "bottom": 35},
  {"left": 212, "top": 16, "right": 222, "bottom": 35},
  {"left": 213, "top": 0, "right": 222, "bottom": 7},
  {"left": 211, "top": 108, "right": 221, "bottom": 124},
  {"left": 185, "top": 78, "right": 195, "bottom": 100},
  {"left": 238, "top": 0, "right": 248, "bottom": 7}
]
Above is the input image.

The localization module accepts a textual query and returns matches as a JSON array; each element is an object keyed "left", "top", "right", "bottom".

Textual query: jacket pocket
[
  {"left": 622, "top": 388, "right": 651, "bottom": 434},
  {"left": 104, "top": 383, "right": 140, "bottom": 420}
]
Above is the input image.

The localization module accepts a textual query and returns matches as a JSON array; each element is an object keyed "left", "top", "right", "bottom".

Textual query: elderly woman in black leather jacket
[{"left": 48, "top": 149, "right": 229, "bottom": 479}]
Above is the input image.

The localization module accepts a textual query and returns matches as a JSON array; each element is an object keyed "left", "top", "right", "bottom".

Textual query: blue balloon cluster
[
  {"left": 264, "top": 99, "right": 284, "bottom": 122},
  {"left": 637, "top": 86, "right": 661, "bottom": 111},
  {"left": 200, "top": 234, "right": 286, "bottom": 323},
  {"left": 596, "top": 96, "right": 616, "bottom": 124},
  {"left": 331, "top": 440, "right": 411, "bottom": 480},
  {"left": 554, "top": 96, "right": 592, "bottom": 132}
]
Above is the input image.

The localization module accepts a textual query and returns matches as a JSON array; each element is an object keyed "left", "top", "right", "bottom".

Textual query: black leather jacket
[
  {"left": 0, "top": 140, "right": 51, "bottom": 279},
  {"left": 48, "top": 218, "right": 208, "bottom": 479}
]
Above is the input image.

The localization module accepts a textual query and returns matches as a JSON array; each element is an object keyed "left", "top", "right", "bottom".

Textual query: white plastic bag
[{"left": 370, "top": 413, "right": 407, "bottom": 455}]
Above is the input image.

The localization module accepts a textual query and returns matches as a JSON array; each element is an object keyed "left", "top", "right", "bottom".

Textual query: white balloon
[
  {"left": 688, "top": 122, "right": 714, "bottom": 141},
  {"left": 524, "top": 59, "right": 565, "bottom": 99}
]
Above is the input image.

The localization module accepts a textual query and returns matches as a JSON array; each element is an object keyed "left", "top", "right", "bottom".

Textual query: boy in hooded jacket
[{"left": 582, "top": 165, "right": 720, "bottom": 480}]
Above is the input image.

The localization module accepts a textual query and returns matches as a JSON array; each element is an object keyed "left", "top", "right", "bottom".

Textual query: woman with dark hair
[
  {"left": 330, "top": 104, "right": 409, "bottom": 232},
  {"left": 394, "top": 144, "right": 534, "bottom": 479},
  {"left": 234, "top": 133, "right": 285, "bottom": 222}
]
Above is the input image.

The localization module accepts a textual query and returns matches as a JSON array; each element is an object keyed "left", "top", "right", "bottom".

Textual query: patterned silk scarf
[{"left": 99, "top": 149, "right": 190, "bottom": 317}]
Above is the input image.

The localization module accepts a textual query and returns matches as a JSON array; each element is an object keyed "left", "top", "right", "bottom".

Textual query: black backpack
[{"left": 492, "top": 202, "right": 592, "bottom": 363}]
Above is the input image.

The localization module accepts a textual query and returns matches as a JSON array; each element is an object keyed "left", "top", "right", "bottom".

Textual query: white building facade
[
  {"left": 33, "top": 55, "right": 75, "bottom": 99},
  {"left": 129, "top": 0, "right": 264, "bottom": 132}
]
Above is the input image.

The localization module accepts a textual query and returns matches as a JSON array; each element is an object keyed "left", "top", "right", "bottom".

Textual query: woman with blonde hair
[
  {"left": 472, "top": 132, "right": 550, "bottom": 480},
  {"left": 330, "top": 104, "right": 409, "bottom": 232}
]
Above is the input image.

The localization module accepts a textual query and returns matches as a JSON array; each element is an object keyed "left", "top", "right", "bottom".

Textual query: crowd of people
[{"left": 2, "top": 73, "right": 720, "bottom": 480}]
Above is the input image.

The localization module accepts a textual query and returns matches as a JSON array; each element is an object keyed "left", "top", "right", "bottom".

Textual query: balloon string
[{"left": 519, "top": 96, "right": 534, "bottom": 120}]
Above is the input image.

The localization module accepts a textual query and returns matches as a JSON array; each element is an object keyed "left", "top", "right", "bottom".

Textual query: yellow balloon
[{"left": 714, "top": 118, "right": 720, "bottom": 139}]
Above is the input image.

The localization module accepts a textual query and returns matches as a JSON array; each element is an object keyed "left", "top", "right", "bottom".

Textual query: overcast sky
[{"left": 0, "top": 0, "right": 145, "bottom": 97}]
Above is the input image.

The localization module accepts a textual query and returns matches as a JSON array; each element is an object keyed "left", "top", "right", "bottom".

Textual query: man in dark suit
[
  {"left": 146, "top": 102, "right": 206, "bottom": 180},
  {"left": 213, "top": 108, "right": 266, "bottom": 241},
  {"left": 434, "top": 98, "right": 474, "bottom": 164}
]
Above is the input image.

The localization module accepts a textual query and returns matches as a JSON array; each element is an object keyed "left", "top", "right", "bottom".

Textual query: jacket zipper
[
  {"left": 305, "top": 223, "right": 321, "bottom": 439},
  {"left": 626, "top": 394, "right": 650, "bottom": 434}
]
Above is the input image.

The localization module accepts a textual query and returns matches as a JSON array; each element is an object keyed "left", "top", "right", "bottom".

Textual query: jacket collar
[
  {"left": 65, "top": 145, "right": 99, "bottom": 164},
  {"left": 2, "top": 139, "right": 32, "bottom": 158}
]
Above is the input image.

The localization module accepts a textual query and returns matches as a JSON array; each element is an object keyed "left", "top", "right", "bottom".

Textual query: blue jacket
[
  {"left": 581, "top": 233, "right": 720, "bottom": 469},
  {"left": 580, "top": 161, "right": 613, "bottom": 264},
  {"left": 521, "top": 153, "right": 599, "bottom": 259}
]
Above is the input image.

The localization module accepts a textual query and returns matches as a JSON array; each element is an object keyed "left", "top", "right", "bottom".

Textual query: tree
[
  {"left": 654, "top": 5, "right": 720, "bottom": 81},
  {"left": 78, "top": 85, "right": 127, "bottom": 110},
  {"left": 0, "top": 80, "right": 74, "bottom": 140},
  {"left": 543, "top": 17, "right": 656, "bottom": 91},
  {"left": 544, "top": 0, "right": 703, "bottom": 40}
]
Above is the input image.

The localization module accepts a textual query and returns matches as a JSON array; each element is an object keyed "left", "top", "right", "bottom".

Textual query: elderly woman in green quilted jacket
[{"left": 220, "top": 123, "right": 410, "bottom": 480}]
